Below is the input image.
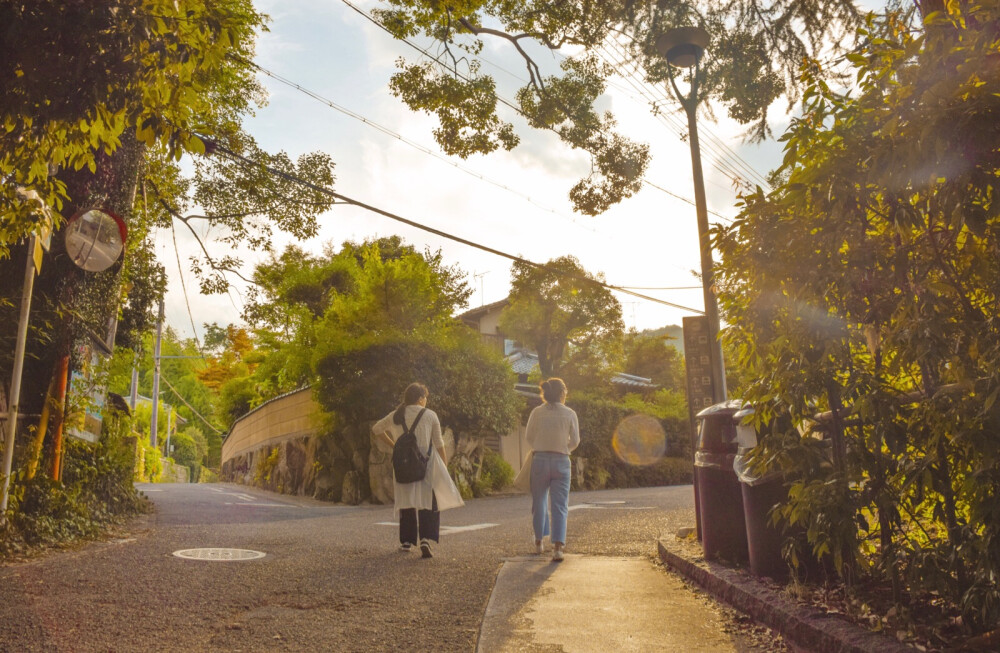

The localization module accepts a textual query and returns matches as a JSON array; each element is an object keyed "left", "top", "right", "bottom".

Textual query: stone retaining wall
[{"left": 220, "top": 386, "right": 495, "bottom": 504}]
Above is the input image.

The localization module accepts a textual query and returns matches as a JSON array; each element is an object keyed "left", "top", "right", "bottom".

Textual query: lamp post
[{"left": 656, "top": 26, "right": 727, "bottom": 403}]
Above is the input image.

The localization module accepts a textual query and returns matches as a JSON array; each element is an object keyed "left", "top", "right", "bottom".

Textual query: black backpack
[{"left": 392, "top": 408, "right": 432, "bottom": 484}]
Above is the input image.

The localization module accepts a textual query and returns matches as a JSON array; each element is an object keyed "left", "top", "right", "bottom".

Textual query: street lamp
[{"left": 656, "top": 26, "right": 727, "bottom": 403}]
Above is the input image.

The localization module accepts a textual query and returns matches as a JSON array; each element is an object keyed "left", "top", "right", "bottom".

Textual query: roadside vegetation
[{"left": 717, "top": 4, "right": 1000, "bottom": 647}]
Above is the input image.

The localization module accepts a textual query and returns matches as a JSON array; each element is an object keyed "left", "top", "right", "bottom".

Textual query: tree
[
  {"left": 715, "top": 4, "right": 1000, "bottom": 632},
  {"left": 231, "top": 237, "right": 519, "bottom": 500},
  {"left": 196, "top": 325, "right": 254, "bottom": 391},
  {"left": 623, "top": 331, "right": 685, "bottom": 389},
  {"left": 373, "top": 0, "right": 861, "bottom": 214},
  {"left": 500, "top": 256, "right": 625, "bottom": 387},
  {"left": 0, "top": 0, "right": 265, "bottom": 252},
  {"left": 1, "top": 2, "right": 334, "bottom": 493}
]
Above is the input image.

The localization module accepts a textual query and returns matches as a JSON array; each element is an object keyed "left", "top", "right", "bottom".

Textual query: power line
[
  {"left": 159, "top": 373, "right": 223, "bottom": 434},
  {"left": 597, "top": 42, "right": 750, "bottom": 189},
  {"left": 602, "top": 36, "right": 772, "bottom": 189},
  {"left": 599, "top": 39, "right": 773, "bottom": 190},
  {"left": 617, "top": 285, "right": 702, "bottom": 290},
  {"left": 242, "top": 58, "right": 598, "bottom": 234},
  {"left": 170, "top": 220, "right": 206, "bottom": 354},
  {"left": 337, "top": 0, "right": 725, "bottom": 221},
  {"left": 204, "top": 139, "right": 705, "bottom": 315}
]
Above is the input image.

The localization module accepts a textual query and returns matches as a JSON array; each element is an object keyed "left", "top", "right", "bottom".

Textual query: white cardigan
[{"left": 372, "top": 405, "right": 464, "bottom": 515}]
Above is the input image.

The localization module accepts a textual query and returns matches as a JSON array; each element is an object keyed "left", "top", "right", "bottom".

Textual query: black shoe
[{"left": 420, "top": 539, "right": 433, "bottom": 559}]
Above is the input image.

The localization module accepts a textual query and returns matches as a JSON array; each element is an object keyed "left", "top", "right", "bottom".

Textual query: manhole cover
[{"left": 172, "top": 548, "right": 266, "bottom": 561}]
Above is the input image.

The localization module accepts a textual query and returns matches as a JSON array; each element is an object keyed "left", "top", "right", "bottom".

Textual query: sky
[{"left": 153, "top": 0, "right": 789, "bottom": 341}]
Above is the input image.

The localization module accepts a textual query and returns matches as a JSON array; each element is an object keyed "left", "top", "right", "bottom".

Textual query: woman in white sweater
[
  {"left": 525, "top": 378, "right": 580, "bottom": 562},
  {"left": 372, "top": 383, "right": 463, "bottom": 558}
]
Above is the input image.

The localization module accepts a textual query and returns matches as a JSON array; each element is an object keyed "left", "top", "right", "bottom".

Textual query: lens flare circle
[{"left": 612, "top": 414, "right": 667, "bottom": 466}]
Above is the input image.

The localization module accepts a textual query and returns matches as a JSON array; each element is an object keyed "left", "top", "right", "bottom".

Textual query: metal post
[
  {"left": 165, "top": 407, "right": 172, "bottom": 457},
  {"left": 150, "top": 299, "right": 164, "bottom": 448},
  {"left": 684, "top": 101, "right": 728, "bottom": 402},
  {"left": 1, "top": 237, "right": 38, "bottom": 519},
  {"left": 128, "top": 360, "right": 139, "bottom": 412}
]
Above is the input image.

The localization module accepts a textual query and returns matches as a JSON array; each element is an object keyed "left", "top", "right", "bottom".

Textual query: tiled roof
[
  {"left": 456, "top": 298, "right": 509, "bottom": 323},
  {"left": 507, "top": 350, "right": 539, "bottom": 375},
  {"left": 505, "top": 351, "right": 659, "bottom": 389},
  {"left": 610, "top": 373, "right": 658, "bottom": 389}
]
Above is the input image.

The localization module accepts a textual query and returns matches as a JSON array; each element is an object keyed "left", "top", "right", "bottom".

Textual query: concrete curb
[{"left": 657, "top": 538, "right": 914, "bottom": 653}]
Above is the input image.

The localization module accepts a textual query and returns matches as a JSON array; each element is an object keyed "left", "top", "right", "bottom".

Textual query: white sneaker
[
  {"left": 535, "top": 540, "right": 545, "bottom": 554},
  {"left": 552, "top": 548, "right": 564, "bottom": 562}
]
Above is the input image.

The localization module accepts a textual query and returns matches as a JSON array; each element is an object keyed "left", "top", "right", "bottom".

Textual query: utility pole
[
  {"left": 128, "top": 359, "right": 139, "bottom": 412},
  {"left": 165, "top": 407, "right": 172, "bottom": 458},
  {"left": 657, "top": 27, "right": 728, "bottom": 403},
  {"left": 0, "top": 236, "right": 38, "bottom": 520},
  {"left": 150, "top": 298, "right": 164, "bottom": 449}
]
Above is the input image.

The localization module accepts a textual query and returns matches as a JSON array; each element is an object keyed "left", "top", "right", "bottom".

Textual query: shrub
[
  {"left": 254, "top": 446, "right": 279, "bottom": 484},
  {"left": 142, "top": 445, "right": 162, "bottom": 482},
  {"left": 1, "top": 411, "right": 146, "bottom": 557},
  {"left": 474, "top": 448, "right": 514, "bottom": 496},
  {"left": 568, "top": 393, "right": 693, "bottom": 490}
]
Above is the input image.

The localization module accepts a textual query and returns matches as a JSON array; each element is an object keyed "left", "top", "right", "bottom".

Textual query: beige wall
[
  {"left": 499, "top": 422, "right": 529, "bottom": 474},
  {"left": 221, "top": 388, "right": 320, "bottom": 464},
  {"left": 477, "top": 307, "right": 503, "bottom": 335}
]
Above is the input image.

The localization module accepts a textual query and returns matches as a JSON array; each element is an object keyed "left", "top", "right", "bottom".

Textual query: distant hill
[{"left": 635, "top": 325, "right": 685, "bottom": 354}]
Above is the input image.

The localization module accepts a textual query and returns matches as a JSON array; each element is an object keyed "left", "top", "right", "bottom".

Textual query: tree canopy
[
  {"left": 237, "top": 237, "right": 518, "bottom": 436},
  {"left": 623, "top": 331, "right": 684, "bottom": 389},
  {"left": 373, "top": 0, "right": 860, "bottom": 214},
  {"left": 0, "top": 0, "right": 267, "bottom": 254},
  {"left": 500, "top": 256, "right": 624, "bottom": 388},
  {"left": 715, "top": 3, "right": 1000, "bottom": 632}
]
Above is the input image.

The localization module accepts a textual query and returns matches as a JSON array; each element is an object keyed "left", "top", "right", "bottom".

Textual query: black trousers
[{"left": 399, "top": 493, "right": 439, "bottom": 545}]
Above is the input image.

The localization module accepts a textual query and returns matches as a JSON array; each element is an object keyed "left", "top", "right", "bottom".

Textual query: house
[
  {"left": 457, "top": 298, "right": 513, "bottom": 355},
  {"left": 458, "top": 298, "right": 658, "bottom": 473}
]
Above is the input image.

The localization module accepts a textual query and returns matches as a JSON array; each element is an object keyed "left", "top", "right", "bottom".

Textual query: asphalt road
[{"left": 0, "top": 482, "right": 758, "bottom": 652}]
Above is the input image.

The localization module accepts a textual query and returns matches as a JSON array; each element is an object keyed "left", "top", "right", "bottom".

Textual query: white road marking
[
  {"left": 569, "top": 504, "right": 654, "bottom": 511},
  {"left": 442, "top": 523, "right": 499, "bottom": 534},
  {"left": 223, "top": 502, "right": 297, "bottom": 508},
  {"left": 376, "top": 522, "right": 499, "bottom": 533},
  {"left": 211, "top": 491, "right": 257, "bottom": 501}
]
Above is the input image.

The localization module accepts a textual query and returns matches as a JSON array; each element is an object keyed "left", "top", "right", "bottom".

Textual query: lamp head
[{"left": 655, "top": 26, "right": 710, "bottom": 68}]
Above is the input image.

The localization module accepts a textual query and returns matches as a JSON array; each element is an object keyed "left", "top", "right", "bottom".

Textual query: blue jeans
[{"left": 530, "top": 453, "right": 571, "bottom": 545}]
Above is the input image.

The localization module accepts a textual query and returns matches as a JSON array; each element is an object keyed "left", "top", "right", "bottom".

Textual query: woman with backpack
[
  {"left": 372, "top": 382, "right": 463, "bottom": 558},
  {"left": 524, "top": 378, "right": 580, "bottom": 562}
]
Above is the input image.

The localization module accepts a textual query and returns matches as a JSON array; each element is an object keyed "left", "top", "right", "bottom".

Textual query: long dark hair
[
  {"left": 393, "top": 382, "right": 429, "bottom": 425},
  {"left": 540, "top": 378, "right": 567, "bottom": 404}
]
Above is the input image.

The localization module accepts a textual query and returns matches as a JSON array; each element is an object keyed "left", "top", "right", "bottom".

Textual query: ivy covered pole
[
  {"left": 656, "top": 27, "right": 728, "bottom": 402},
  {"left": 1, "top": 236, "right": 38, "bottom": 520}
]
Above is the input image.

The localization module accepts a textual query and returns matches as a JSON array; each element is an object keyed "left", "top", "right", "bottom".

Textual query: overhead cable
[
  {"left": 598, "top": 40, "right": 772, "bottom": 190},
  {"left": 241, "top": 58, "right": 597, "bottom": 234},
  {"left": 337, "top": 0, "right": 729, "bottom": 220},
  {"left": 204, "top": 139, "right": 705, "bottom": 315},
  {"left": 170, "top": 220, "right": 207, "bottom": 354},
  {"left": 159, "top": 373, "right": 223, "bottom": 434}
]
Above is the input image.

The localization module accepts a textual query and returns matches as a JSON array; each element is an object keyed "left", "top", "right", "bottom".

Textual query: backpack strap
[
  {"left": 403, "top": 407, "right": 427, "bottom": 436},
  {"left": 404, "top": 408, "right": 432, "bottom": 457}
]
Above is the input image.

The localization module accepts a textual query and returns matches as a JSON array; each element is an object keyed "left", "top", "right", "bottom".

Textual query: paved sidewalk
[{"left": 478, "top": 554, "right": 740, "bottom": 652}]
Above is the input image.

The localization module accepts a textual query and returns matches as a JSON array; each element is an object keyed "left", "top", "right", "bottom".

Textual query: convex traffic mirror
[{"left": 64, "top": 208, "right": 127, "bottom": 272}]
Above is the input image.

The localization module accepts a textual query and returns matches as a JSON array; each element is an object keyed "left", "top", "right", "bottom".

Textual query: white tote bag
[{"left": 512, "top": 451, "right": 534, "bottom": 493}]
